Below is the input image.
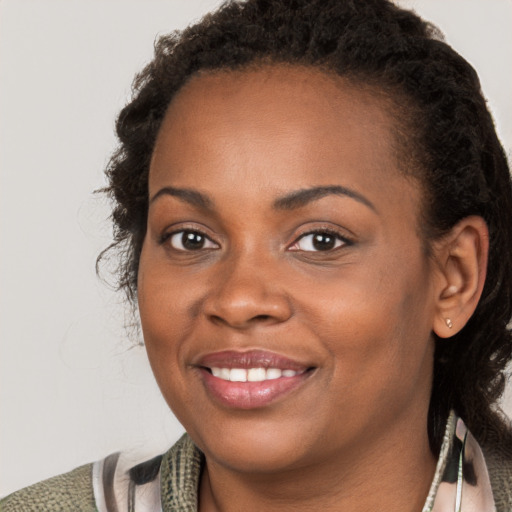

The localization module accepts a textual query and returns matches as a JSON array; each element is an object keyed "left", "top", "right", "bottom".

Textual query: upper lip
[{"left": 195, "top": 349, "right": 313, "bottom": 371}]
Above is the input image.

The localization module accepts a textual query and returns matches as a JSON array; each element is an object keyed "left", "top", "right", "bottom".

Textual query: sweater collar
[{"left": 160, "top": 413, "right": 495, "bottom": 512}]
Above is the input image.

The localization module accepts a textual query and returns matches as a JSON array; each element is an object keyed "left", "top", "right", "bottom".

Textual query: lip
[
  {"left": 194, "top": 350, "right": 315, "bottom": 409},
  {"left": 196, "top": 349, "right": 310, "bottom": 371}
]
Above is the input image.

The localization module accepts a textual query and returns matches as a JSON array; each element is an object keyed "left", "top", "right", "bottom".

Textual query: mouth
[
  {"left": 195, "top": 350, "right": 316, "bottom": 409},
  {"left": 208, "top": 367, "right": 304, "bottom": 382}
]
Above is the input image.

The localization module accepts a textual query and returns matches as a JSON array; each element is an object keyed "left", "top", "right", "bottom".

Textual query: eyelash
[
  {"left": 289, "top": 229, "right": 353, "bottom": 252},
  {"left": 160, "top": 226, "right": 353, "bottom": 254},
  {"left": 160, "top": 229, "right": 219, "bottom": 252}
]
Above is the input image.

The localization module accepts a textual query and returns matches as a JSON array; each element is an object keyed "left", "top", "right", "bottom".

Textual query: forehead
[
  {"left": 149, "top": 64, "right": 418, "bottom": 216},
  {"left": 158, "top": 65, "right": 398, "bottom": 157}
]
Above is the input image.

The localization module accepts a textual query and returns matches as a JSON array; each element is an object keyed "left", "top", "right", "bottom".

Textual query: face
[{"left": 138, "top": 66, "right": 439, "bottom": 474}]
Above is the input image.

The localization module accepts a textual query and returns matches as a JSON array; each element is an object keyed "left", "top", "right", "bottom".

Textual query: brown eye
[
  {"left": 311, "top": 233, "right": 337, "bottom": 251},
  {"left": 289, "top": 231, "right": 347, "bottom": 252},
  {"left": 168, "top": 230, "right": 218, "bottom": 251}
]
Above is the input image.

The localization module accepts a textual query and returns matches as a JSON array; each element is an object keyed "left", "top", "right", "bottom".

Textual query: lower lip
[{"left": 199, "top": 368, "right": 312, "bottom": 409}]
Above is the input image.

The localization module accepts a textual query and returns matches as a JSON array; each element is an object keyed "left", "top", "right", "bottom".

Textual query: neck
[{"left": 198, "top": 417, "right": 437, "bottom": 512}]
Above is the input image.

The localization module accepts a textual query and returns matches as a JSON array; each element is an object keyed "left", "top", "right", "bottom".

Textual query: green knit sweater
[{"left": 2, "top": 433, "right": 511, "bottom": 511}]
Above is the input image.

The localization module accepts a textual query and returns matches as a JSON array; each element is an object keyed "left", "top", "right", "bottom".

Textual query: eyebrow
[
  {"left": 150, "top": 186, "right": 214, "bottom": 210},
  {"left": 150, "top": 184, "right": 376, "bottom": 213},
  {"left": 273, "top": 185, "right": 376, "bottom": 212}
]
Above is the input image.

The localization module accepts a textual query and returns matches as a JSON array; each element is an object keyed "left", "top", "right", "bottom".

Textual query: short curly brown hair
[{"left": 99, "top": 0, "right": 512, "bottom": 453}]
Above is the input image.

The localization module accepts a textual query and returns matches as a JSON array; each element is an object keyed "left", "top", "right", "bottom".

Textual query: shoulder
[
  {"left": 483, "top": 443, "right": 512, "bottom": 511},
  {"left": 0, "top": 463, "right": 96, "bottom": 512},
  {"left": 95, "top": 434, "right": 203, "bottom": 512},
  {"left": 0, "top": 435, "right": 202, "bottom": 512},
  {"left": 475, "top": 412, "right": 512, "bottom": 511}
]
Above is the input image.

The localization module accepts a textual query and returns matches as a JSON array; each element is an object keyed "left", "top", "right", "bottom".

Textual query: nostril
[
  {"left": 209, "top": 314, "right": 227, "bottom": 326},
  {"left": 253, "top": 314, "right": 271, "bottom": 322},
  {"left": 208, "top": 313, "right": 274, "bottom": 327}
]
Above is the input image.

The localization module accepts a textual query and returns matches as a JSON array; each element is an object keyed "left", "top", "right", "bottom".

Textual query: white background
[{"left": 1, "top": 0, "right": 511, "bottom": 497}]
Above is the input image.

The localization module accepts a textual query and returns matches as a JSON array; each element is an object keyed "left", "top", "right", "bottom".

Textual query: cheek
[
  {"left": 138, "top": 243, "right": 199, "bottom": 337},
  {"left": 137, "top": 252, "right": 199, "bottom": 422},
  {"left": 137, "top": 248, "right": 189, "bottom": 374},
  {"left": 302, "top": 248, "right": 434, "bottom": 388}
]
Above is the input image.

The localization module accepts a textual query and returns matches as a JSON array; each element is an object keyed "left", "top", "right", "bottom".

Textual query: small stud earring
[{"left": 445, "top": 318, "right": 453, "bottom": 329}]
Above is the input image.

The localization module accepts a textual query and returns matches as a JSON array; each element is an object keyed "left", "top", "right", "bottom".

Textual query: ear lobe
[{"left": 432, "top": 216, "right": 489, "bottom": 339}]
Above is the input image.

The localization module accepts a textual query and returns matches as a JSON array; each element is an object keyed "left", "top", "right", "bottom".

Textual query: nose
[{"left": 203, "top": 253, "right": 293, "bottom": 330}]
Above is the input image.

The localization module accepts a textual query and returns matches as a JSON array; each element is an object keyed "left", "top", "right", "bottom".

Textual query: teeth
[
  {"left": 209, "top": 367, "right": 300, "bottom": 382},
  {"left": 211, "top": 367, "right": 223, "bottom": 378},
  {"left": 266, "top": 368, "right": 282, "bottom": 380},
  {"left": 229, "top": 369, "right": 247, "bottom": 382},
  {"left": 247, "top": 368, "right": 266, "bottom": 382},
  {"left": 219, "top": 368, "right": 231, "bottom": 380}
]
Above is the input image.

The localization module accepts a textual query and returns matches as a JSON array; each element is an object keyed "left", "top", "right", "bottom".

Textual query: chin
[
  {"left": 207, "top": 439, "right": 310, "bottom": 474},
  {"left": 187, "top": 416, "right": 316, "bottom": 473}
]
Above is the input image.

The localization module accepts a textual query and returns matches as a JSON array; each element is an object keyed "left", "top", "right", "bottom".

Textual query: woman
[{"left": 2, "top": 0, "right": 512, "bottom": 510}]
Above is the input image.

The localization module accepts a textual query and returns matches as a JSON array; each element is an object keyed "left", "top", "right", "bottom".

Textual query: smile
[
  {"left": 209, "top": 367, "right": 303, "bottom": 382},
  {"left": 195, "top": 350, "right": 315, "bottom": 409}
]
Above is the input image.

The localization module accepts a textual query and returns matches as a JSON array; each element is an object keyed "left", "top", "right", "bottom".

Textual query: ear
[{"left": 432, "top": 216, "right": 489, "bottom": 338}]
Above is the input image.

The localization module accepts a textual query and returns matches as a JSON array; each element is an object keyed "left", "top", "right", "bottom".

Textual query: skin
[{"left": 137, "top": 66, "right": 486, "bottom": 511}]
